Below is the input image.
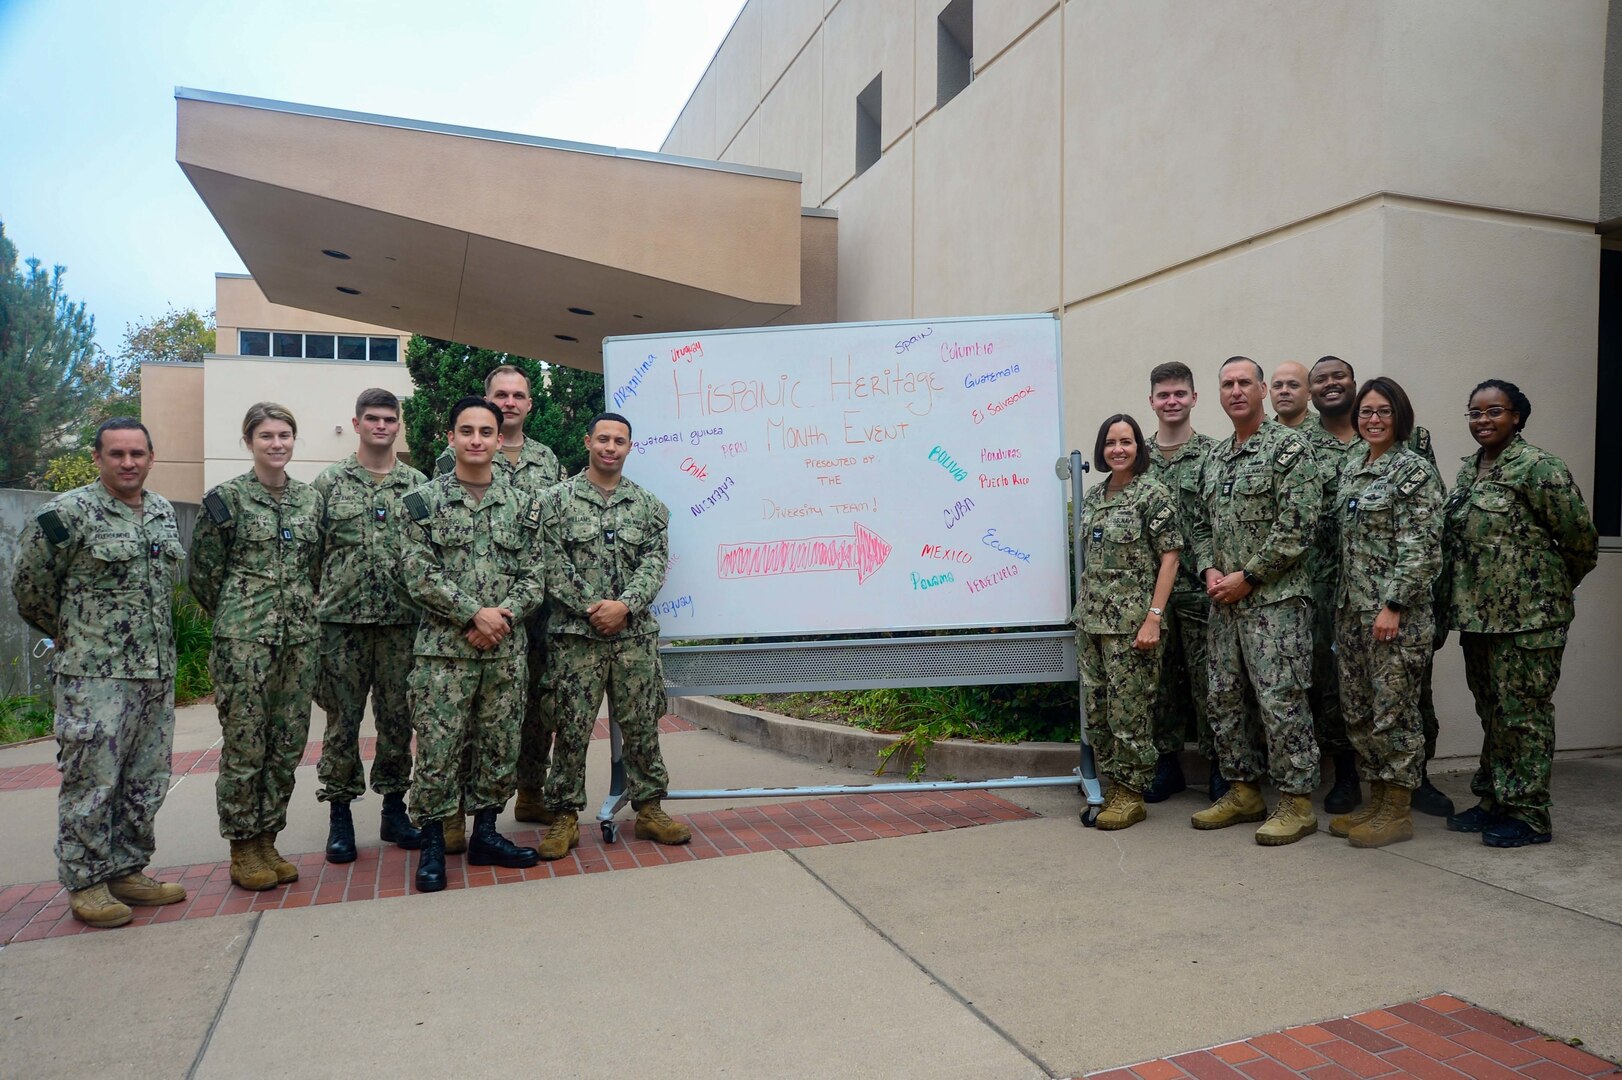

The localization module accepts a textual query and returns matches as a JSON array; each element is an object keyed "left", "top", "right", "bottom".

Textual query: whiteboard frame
[{"left": 603, "top": 312, "right": 1070, "bottom": 643}]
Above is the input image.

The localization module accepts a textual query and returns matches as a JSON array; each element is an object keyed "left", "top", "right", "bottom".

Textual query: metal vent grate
[{"left": 659, "top": 631, "right": 1076, "bottom": 696}]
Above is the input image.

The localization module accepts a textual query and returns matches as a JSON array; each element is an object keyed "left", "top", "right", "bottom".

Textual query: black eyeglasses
[
  {"left": 1465, "top": 407, "right": 1512, "bottom": 421},
  {"left": 1357, "top": 406, "right": 1393, "bottom": 420}
]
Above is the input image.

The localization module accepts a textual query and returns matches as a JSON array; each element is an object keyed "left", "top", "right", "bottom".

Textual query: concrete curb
[{"left": 670, "top": 695, "right": 1083, "bottom": 781}]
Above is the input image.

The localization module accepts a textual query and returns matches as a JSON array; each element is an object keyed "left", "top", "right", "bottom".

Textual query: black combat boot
[
  {"left": 1141, "top": 752, "right": 1187, "bottom": 803},
  {"left": 415, "top": 820, "right": 447, "bottom": 893},
  {"left": 1206, "top": 760, "right": 1230, "bottom": 803},
  {"left": 467, "top": 807, "right": 541, "bottom": 869},
  {"left": 1323, "top": 751, "right": 1362, "bottom": 815},
  {"left": 379, "top": 792, "right": 423, "bottom": 849},
  {"left": 1410, "top": 766, "right": 1455, "bottom": 817},
  {"left": 325, "top": 801, "right": 357, "bottom": 864}
]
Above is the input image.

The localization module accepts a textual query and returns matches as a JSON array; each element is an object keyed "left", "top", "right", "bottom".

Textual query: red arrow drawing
[{"left": 716, "top": 522, "right": 893, "bottom": 585}]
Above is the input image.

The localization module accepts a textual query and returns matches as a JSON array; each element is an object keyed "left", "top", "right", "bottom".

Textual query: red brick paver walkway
[
  {"left": 0, "top": 715, "right": 698, "bottom": 792},
  {"left": 1086, "top": 994, "right": 1620, "bottom": 1079},
  {"left": 0, "top": 789, "right": 1034, "bottom": 944}
]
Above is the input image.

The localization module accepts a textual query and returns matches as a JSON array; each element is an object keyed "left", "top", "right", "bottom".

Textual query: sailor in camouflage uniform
[
  {"left": 435, "top": 365, "right": 567, "bottom": 832},
  {"left": 1441, "top": 380, "right": 1597, "bottom": 848},
  {"left": 1191, "top": 358, "right": 1324, "bottom": 845},
  {"left": 537, "top": 411, "right": 691, "bottom": 859},
  {"left": 1143, "top": 362, "right": 1220, "bottom": 802},
  {"left": 1330, "top": 378, "right": 1443, "bottom": 848},
  {"left": 311, "top": 389, "right": 426, "bottom": 863},
  {"left": 11, "top": 419, "right": 188, "bottom": 927},
  {"left": 395, "top": 396, "right": 547, "bottom": 892},
  {"left": 1300, "top": 356, "right": 1362, "bottom": 813},
  {"left": 189, "top": 403, "right": 324, "bottom": 892},
  {"left": 1074, "top": 414, "right": 1183, "bottom": 830}
]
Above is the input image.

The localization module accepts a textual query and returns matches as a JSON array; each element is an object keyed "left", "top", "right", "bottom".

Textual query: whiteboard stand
[{"left": 589, "top": 450, "right": 1103, "bottom": 843}]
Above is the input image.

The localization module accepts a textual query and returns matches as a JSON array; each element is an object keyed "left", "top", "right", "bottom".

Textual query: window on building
[
  {"left": 304, "top": 334, "right": 336, "bottom": 359},
  {"left": 937, "top": 0, "right": 973, "bottom": 108},
  {"left": 337, "top": 335, "right": 368, "bottom": 361},
  {"left": 368, "top": 337, "right": 399, "bottom": 363},
  {"left": 272, "top": 332, "right": 302, "bottom": 358},
  {"left": 856, "top": 74, "right": 882, "bottom": 177},
  {"left": 239, "top": 330, "right": 270, "bottom": 356}
]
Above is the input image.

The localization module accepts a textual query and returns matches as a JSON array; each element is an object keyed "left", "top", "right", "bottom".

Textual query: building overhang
[{"left": 175, "top": 88, "right": 829, "bottom": 371}]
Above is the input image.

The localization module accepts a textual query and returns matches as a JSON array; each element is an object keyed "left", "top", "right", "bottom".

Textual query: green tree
[
  {"left": 402, "top": 336, "right": 603, "bottom": 475},
  {"left": 44, "top": 449, "right": 97, "bottom": 491},
  {"left": 0, "top": 219, "right": 103, "bottom": 488}
]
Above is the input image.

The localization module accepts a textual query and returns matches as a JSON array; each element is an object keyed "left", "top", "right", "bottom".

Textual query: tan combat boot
[
  {"left": 69, "top": 882, "right": 133, "bottom": 928},
  {"left": 1255, "top": 793, "right": 1319, "bottom": 846},
  {"left": 108, "top": 872, "right": 187, "bottom": 906},
  {"left": 634, "top": 802, "right": 693, "bottom": 845},
  {"left": 1330, "top": 779, "right": 1387, "bottom": 838},
  {"left": 1096, "top": 786, "right": 1147, "bottom": 831},
  {"left": 1190, "top": 780, "right": 1266, "bottom": 830},
  {"left": 538, "top": 811, "right": 580, "bottom": 860},
  {"left": 443, "top": 810, "right": 468, "bottom": 855},
  {"left": 229, "top": 838, "right": 278, "bottom": 891},
  {"left": 514, "top": 789, "right": 555, "bottom": 825},
  {"left": 256, "top": 834, "right": 298, "bottom": 884},
  {"left": 1348, "top": 784, "right": 1414, "bottom": 848}
]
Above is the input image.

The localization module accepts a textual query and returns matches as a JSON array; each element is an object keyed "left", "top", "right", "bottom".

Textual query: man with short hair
[
  {"left": 1301, "top": 355, "right": 1362, "bottom": 813},
  {"left": 536, "top": 411, "right": 691, "bottom": 858},
  {"left": 436, "top": 365, "right": 567, "bottom": 832},
  {"left": 1142, "top": 362, "right": 1221, "bottom": 802},
  {"left": 11, "top": 419, "right": 188, "bottom": 927},
  {"left": 396, "top": 397, "right": 548, "bottom": 892},
  {"left": 1192, "top": 358, "right": 1325, "bottom": 845},
  {"left": 312, "top": 389, "right": 427, "bottom": 863},
  {"left": 1268, "top": 362, "right": 1312, "bottom": 427}
]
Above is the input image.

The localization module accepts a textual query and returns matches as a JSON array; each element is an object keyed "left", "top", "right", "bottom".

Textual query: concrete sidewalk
[{"left": 1, "top": 700, "right": 1619, "bottom": 1079}]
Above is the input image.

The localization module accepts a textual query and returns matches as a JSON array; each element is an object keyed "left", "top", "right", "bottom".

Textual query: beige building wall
[
  {"left": 142, "top": 275, "right": 418, "bottom": 503},
  {"left": 663, "top": 0, "right": 1620, "bottom": 758},
  {"left": 200, "top": 356, "right": 415, "bottom": 491},
  {"left": 140, "top": 362, "right": 205, "bottom": 504}
]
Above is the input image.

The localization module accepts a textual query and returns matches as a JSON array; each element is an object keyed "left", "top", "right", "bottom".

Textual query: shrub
[{"left": 172, "top": 586, "right": 213, "bottom": 703}]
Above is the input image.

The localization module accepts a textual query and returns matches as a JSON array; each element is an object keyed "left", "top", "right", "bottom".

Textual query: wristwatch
[
  {"left": 1384, "top": 600, "right": 1407, "bottom": 613},
  {"left": 1242, "top": 570, "right": 1261, "bottom": 588},
  {"left": 1148, "top": 606, "right": 1164, "bottom": 618}
]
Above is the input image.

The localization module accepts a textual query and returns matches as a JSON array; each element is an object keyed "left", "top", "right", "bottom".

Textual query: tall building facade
[{"left": 657, "top": 0, "right": 1620, "bottom": 758}]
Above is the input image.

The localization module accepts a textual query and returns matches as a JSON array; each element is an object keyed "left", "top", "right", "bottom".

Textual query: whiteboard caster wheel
[
  {"left": 601, "top": 821, "right": 618, "bottom": 844},
  {"left": 1079, "top": 805, "right": 1101, "bottom": 828}
]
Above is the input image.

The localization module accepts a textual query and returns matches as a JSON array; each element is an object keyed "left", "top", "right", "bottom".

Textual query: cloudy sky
[{"left": 0, "top": 0, "right": 744, "bottom": 351}]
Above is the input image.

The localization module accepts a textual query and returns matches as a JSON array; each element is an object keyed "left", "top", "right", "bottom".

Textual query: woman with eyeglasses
[
  {"left": 1072, "top": 413, "right": 1182, "bottom": 830},
  {"left": 1328, "top": 377, "right": 1442, "bottom": 847},
  {"left": 1440, "top": 380, "right": 1597, "bottom": 848}
]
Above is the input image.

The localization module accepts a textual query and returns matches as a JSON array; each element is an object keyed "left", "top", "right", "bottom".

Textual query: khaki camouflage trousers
[
  {"left": 210, "top": 638, "right": 316, "bottom": 840},
  {"left": 314, "top": 622, "right": 416, "bottom": 802},
  {"left": 1309, "top": 582, "right": 1349, "bottom": 757},
  {"left": 407, "top": 652, "right": 525, "bottom": 824},
  {"left": 53, "top": 676, "right": 175, "bottom": 890},
  {"left": 1461, "top": 629, "right": 1566, "bottom": 834},
  {"left": 1334, "top": 608, "right": 1427, "bottom": 788},
  {"left": 1206, "top": 597, "right": 1321, "bottom": 794},
  {"left": 515, "top": 625, "right": 556, "bottom": 793},
  {"left": 1152, "top": 589, "right": 1215, "bottom": 758},
  {"left": 544, "top": 633, "right": 669, "bottom": 813},
  {"left": 1079, "top": 631, "right": 1162, "bottom": 791}
]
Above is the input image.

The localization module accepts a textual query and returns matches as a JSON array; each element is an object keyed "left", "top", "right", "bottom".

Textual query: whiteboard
[{"left": 602, "top": 314, "right": 1069, "bottom": 639}]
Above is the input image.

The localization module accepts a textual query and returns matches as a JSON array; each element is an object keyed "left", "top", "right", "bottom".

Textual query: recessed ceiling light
[
  {"left": 336, "top": 286, "right": 361, "bottom": 295},
  {"left": 568, "top": 307, "right": 595, "bottom": 316},
  {"left": 554, "top": 334, "right": 579, "bottom": 343},
  {"left": 322, "top": 249, "right": 350, "bottom": 260}
]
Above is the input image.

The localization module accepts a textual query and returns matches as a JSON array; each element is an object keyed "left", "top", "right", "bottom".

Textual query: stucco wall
[{"left": 140, "top": 361, "right": 206, "bottom": 504}]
